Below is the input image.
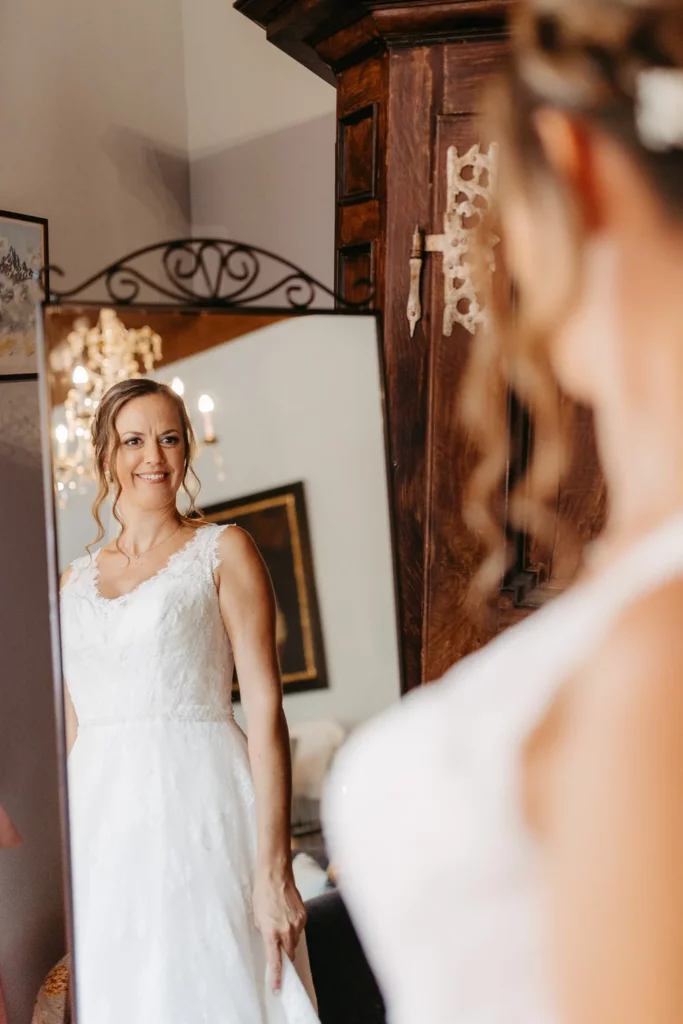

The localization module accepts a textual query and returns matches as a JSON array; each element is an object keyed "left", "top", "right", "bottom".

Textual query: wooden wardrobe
[{"left": 235, "top": 0, "right": 606, "bottom": 690}]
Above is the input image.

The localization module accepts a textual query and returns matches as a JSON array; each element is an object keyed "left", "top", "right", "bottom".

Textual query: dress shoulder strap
[
  {"left": 198, "top": 522, "right": 234, "bottom": 575},
  {"left": 588, "top": 513, "right": 683, "bottom": 617},
  {"left": 62, "top": 552, "right": 95, "bottom": 593}
]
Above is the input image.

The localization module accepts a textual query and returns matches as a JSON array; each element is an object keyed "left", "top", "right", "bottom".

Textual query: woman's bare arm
[
  {"left": 60, "top": 567, "right": 79, "bottom": 755},
  {"left": 214, "top": 527, "right": 305, "bottom": 991},
  {"left": 547, "top": 578, "right": 683, "bottom": 1024}
]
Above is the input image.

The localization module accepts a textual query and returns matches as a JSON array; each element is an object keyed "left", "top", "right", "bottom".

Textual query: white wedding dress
[
  {"left": 60, "top": 523, "right": 319, "bottom": 1024},
  {"left": 323, "top": 515, "right": 683, "bottom": 1024}
]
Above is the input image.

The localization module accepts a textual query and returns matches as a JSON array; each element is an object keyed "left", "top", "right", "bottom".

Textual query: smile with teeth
[{"left": 137, "top": 472, "right": 169, "bottom": 482}]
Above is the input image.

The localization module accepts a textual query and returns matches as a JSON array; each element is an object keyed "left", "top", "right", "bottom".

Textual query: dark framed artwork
[
  {"left": 0, "top": 209, "right": 49, "bottom": 380},
  {"left": 203, "top": 481, "right": 328, "bottom": 696}
]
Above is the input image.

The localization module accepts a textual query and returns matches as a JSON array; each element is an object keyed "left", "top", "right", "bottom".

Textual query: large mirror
[{"left": 39, "top": 302, "right": 402, "bottom": 1023}]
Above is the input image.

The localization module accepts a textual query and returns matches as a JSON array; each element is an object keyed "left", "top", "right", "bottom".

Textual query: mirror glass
[{"left": 40, "top": 304, "right": 401, "bottom": 1022}]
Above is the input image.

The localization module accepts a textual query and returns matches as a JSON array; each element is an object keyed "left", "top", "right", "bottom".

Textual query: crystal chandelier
[{"left": 51, "top": 308, "right": 163, "bottom": 504}]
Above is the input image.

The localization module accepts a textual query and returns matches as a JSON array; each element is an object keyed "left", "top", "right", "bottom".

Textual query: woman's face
[{"left": 111, "top": 394, "right": 186, "bottom": 510}]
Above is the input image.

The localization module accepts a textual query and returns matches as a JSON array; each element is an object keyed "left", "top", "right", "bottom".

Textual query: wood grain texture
[
  {"left": 369, "top": 0, "right": 513, "bottom": 41},
  {"left": 443, "top": 36, "right": 508, "bottom": 112},
  {"left": 338, "top": 104, "right": 379, "bottom": 204},
  {"left": 422, "top": 104, "right": 503, "bottom": 681},
  {"left": 316, "top": 15, "right": 381, "bottom": 67},
  {"left": 382, "top": 46, "right": 441, "bottom": 687},
  {"left": 338, "top": 201, "right": 381, "bottom": 245},
  {"left": 337, "top": 243, "right": 374, "bottom": 304},
  {"left": 337, "top": 55, "right": 383, "bottom": 114},
  {"left": 235, "top": 0, "right": 516, "bottom": 82}
]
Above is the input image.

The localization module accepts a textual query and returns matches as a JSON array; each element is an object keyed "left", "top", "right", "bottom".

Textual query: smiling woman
[
  {"left": 39, "top": 302, "right": 400, "bottom": 1024},
  {"left": 58, "top": 375, "right": 320, "bottom": 1024},
  {"left": 86, "top": 378, "right": 202, "bottom": 562}
]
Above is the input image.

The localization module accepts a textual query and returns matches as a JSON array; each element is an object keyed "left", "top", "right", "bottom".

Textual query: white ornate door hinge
[{"left": 407, "top": 142, "right": 499, "bottom": 338}]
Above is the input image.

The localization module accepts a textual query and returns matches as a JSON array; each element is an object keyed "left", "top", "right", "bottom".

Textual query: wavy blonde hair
[
  {"left": 464, "top": 0, "right": 683, "bottom": 599},
  {"left": 87, "top": 378, "right": 204, "bottom": 557}
]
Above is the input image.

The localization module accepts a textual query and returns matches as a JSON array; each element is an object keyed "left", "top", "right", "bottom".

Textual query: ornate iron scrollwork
[{"left": 48, "top": 238, "right": 373, "bottom": 310}]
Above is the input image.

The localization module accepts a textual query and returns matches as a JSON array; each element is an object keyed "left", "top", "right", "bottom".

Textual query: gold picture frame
[{"left": 203, "top": 481, "right": 328, "bottom": 695}]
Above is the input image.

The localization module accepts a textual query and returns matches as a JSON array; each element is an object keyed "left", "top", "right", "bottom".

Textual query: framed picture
[
  {"left": 0, "top": 210, "right": 49, "bottom": 379},
  {"left": 203, "top": 482, "right": 328, "bottom": 696}
]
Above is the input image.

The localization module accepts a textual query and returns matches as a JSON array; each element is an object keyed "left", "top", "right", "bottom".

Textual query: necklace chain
[{"left": 122, "top": 521, "right": 182, "bottom": 562}]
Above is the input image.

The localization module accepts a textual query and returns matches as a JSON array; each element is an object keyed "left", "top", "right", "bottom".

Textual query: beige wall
[
  {"left": 0, "top": 2, "right": 189, "bottom": 1019},
  {"left": 0, "top": 0, "right": 190, "bottom": 287},
  {"left": 2, "top": 0, "right": 337, "bottom": 293},
  {"left": 182, "top": 0, "right": 337, "bottom": 287}
]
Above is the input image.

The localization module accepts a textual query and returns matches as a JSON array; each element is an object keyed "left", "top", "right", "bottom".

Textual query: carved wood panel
[{"left": 337, "top": 103, "right": 379, "bottom": 205}]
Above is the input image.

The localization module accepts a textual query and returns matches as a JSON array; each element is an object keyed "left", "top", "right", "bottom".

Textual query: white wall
[
  {"left": 0, "top": 0, "right": 191, "bottom": 287},
  {"left": 182, "top": 0, "right": 337, "bottom": 287},
  {"left": 183, "top": 2, "right": 336, "bottom": 153},
  {"left": 0, "top": 0, "right": 337, "bottom": 289},
  {"left": 55, "top": 316, "right": 401, "bottom": 731}
]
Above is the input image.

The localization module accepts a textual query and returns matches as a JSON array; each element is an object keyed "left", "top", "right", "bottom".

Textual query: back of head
[
  {"left": 464, "top": 0, "right": 683, "bottom": 599},
  {"left": 508, "top": 0, "right": 683, "bottom": 210}
]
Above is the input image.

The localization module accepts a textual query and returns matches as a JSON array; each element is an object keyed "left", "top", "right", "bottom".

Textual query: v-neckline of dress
[{"left": 91, "top": 525, "right": 210, "bottom": 605}]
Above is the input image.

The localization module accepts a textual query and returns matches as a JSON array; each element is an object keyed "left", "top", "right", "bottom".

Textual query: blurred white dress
[
  {"left": 61, "top": 523, "right": 318, "bottom": 1024},
  {"left": 324, "top": 516, "right": 683, "bottom": 1024}
]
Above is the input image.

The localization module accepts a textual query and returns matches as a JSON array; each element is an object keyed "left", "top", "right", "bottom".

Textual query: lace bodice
[
  {"left": 324, "top": 515, "right": 683, "bottom": 1024},
  {"left": 62, "top": 521, "right": 321, "bottom": 1023},
  {"left": 61, "top": 524, "right": 234, "bottom": 728}
]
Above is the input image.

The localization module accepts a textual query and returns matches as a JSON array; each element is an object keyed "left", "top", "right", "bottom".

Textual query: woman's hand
[{"left": 253, "top": 869, "right": 307, "bottom": 993}]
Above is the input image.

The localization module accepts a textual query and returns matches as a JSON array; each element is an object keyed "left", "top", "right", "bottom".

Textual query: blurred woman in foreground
[{"left": 325, "top": 3, "right": 683, "bottom": 1022}]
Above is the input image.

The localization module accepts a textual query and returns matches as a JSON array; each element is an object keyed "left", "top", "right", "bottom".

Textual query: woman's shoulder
[
  {"left": 211, "top": 522, "right": 260, "bottom": 567},
  {"left": 551, "top": 577, "right": 683, "bottom": 822},
  {"left": 576, "top": 576, "right": 683, "bottom": 721}
]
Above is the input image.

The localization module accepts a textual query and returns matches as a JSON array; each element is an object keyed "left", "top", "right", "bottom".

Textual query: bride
[
  {"left": 325, "top": 1, "right": 683, "bottom": 1022},
  {"left": 59, "top": 377, "right": 319, "bottom": 1023}
]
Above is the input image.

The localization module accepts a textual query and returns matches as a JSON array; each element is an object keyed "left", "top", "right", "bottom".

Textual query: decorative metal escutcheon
[{"left": 407, "top": 142, "right": 499, "bottom": 338}]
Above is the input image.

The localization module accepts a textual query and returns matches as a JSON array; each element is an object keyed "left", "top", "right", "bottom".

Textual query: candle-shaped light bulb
[
  {"left": 198, "top": 394, "right": 215, "bottom": 443},
  {"left": 55, "top": 423, "right": 68, "bottom": 462},
  {"left": 72, "top": 365, "right": 88, "bottom": 415},
  {"left": 170, "top": 377, "right": 185, "bottom": 396}
]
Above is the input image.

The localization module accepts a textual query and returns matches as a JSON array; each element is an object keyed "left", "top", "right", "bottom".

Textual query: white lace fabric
[
  {"left": 61, "top": 523, "right": 319, "bottom": 1024},
  {"left": 324, "top": 515, "right": 683, "bottom": 1024}
]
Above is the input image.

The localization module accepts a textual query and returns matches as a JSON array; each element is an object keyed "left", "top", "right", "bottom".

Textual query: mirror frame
[{"left": 35, "top": 238, "right": 403, "bottom": 1024}]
